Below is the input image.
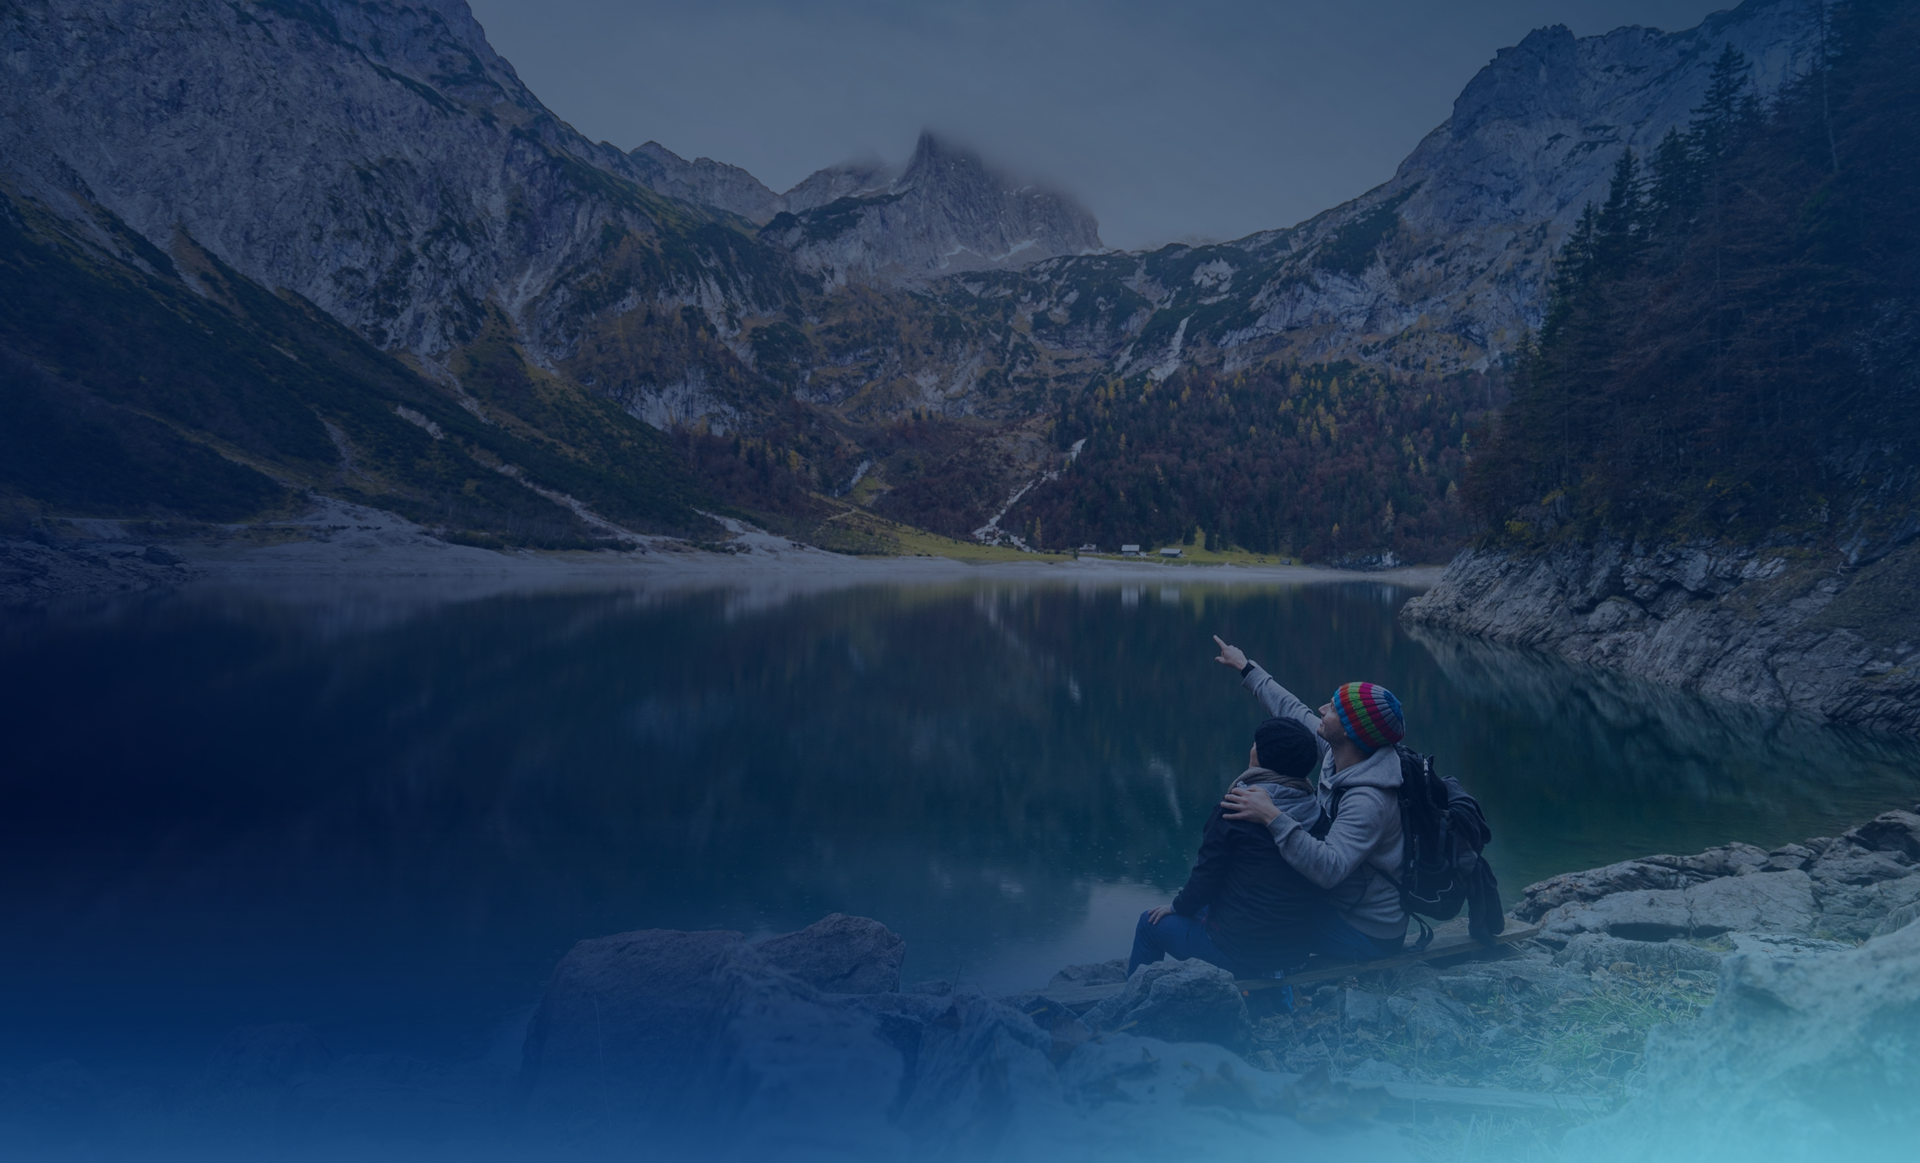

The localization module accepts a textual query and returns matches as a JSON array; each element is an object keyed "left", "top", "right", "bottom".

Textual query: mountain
[
  {"left": 628, "top": 141, "right": 783, "bottom": 224},
  {"left": 0, "top": 0, "right": 805, "bottom": 542},
  {"left": 1403, "top": 0, "right": 1920, "bottom": 733},
  {"left": 758, "top": 133, "right": 1104, "bottom": 284},
  {"left": 0, "top": 0, "right": 798, "bottom": 366},
  {"left": 0, "top": 0, "right": 1849, "bottom": 570},
  {"left": 630, "top": 133, "right": 1103, "bottom": 285},
  {"left": 951, "top": 0, "right": 1820, "bottom": 387}
]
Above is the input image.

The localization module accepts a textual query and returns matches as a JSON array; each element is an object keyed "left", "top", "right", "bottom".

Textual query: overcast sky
[{"left": 466, "top": 0, "right": 1732, "bottom": 250}]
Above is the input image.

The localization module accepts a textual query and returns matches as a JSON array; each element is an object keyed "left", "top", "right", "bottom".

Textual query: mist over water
[{"left": 2, "top": 576, "right": 1916, "bottom": 1145}]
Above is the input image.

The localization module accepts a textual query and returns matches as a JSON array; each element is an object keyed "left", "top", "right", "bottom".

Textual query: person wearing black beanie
[{"left": 1127, "top": 716, "right": 1325, "bottom": 978}]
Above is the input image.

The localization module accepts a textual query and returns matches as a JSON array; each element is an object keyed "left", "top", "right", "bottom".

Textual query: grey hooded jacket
[{"left": 1241, "top": 663, "right": 1408, "bottom": 941}]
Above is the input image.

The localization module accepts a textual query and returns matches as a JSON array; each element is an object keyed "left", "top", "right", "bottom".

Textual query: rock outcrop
[
  {"left": 1081, "top": 960, "right": 1252, "bottom": 1050},
  {"left": 758, "top": 133, "right": 1104, "bottom": 285},
  {"left": 13, "top": 814, "right": 1920, "bottom": 1158},
  {"left": 628, "top": 141, "right": 783, "bottom": 224},
  {"left": 956, "top": 0, "right": 1819, "bottom": 381},
  {"left": 1561, "top": 916, "right": 1920, "bottom": 1162},
  {"left": 517, "top": 916, "right": 1413, "bottom": 1160},
  {"left": 0, "top": 0, "right": 787, "bottom": 368},
  {"left": 757, "top": 912, "right": 907, "bottom": 994},
  {"left": 0, "top": 535, "right": 197, "bottom": 605},
  {"left": 1400, "top": 537, "right": 1920, "bottom": 734},
  {"left": 1516, "top": 811, "right": 1920, "bottom": 944}
]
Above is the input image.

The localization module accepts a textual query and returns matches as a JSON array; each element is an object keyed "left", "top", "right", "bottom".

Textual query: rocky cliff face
[
  {"left": 0, "top": 0, "right": 1844, "bottom": 554},
  {"left": 0, "top": 0, "right": 786, "bottom": 368},
  {"left": 1401, "top": 537, "right": 1920, "bottom": 734},
  {"left": 758, "top": 132, "right": 1104, "bottom": 285},
  {"left": 628, "top": 140, "right": 783, "bottom": 223},
  {"left": 631, "top": 133, "right": 1102, "bottom": 285},
  {"left": 1500, "top": 814, "right": 1920, "bottom": 1162},
  {"left": 955, "top": 0, "right": 1819, "bottom": 382}
]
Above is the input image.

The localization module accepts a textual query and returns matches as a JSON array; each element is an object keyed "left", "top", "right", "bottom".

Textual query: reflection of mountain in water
[
  {"left": 1411, "top": 625, "right": 1915, "bottom": 793},
  {"left": 1, "top": 582, "right": 1352, "bottom": 1064},
  {"left": 5, "top": 581, "right": 1919, "bottom": 1075},
  {"left": 1406, "top": 625, "right": 1920, "bottom": 886}
]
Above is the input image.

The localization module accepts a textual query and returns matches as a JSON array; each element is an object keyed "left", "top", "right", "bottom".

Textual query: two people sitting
[{"left": 1127, "top": 635, "right": 1409, "bottom": 979}]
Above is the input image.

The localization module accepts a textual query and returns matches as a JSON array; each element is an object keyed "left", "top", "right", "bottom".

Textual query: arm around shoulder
[{"left": 1267, "top": 785, "right": 1392, "bottom": 890}]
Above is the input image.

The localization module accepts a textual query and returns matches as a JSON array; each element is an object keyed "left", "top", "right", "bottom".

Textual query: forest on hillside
[
  {"left": 1001, "top": 362, "right": 1500, "bottom": 562},
  {"left": 1470, "top": 0, "right": 1920, "bottom": 552}
]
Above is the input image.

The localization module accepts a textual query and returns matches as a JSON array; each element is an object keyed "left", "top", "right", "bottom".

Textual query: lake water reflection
[{"left": 3, "top": 576, "right": 1918, "bottom": 1073}]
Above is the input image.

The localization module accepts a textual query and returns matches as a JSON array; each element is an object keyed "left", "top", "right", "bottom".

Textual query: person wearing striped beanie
[
  {"left": 1210, "top": 635, "right": 1411, "bottom": 964},
  {"left": 1331, "top": 681, "right": 1404, "bottom": 753}
]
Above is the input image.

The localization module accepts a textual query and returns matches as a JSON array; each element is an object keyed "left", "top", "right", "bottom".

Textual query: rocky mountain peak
[
  {"left": 757, "top": 129, "right": 1103, "bottom": 284},
  {"left": 776, "top": 156, "right": 899, "bottom": 215},
  {"left": 628, "top": 141, "right": 780, "bottom": 222}
]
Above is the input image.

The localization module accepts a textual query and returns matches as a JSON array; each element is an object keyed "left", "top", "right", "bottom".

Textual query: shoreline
[{"left": 6, "top": 498, "right": 1444, "bottom": 607}]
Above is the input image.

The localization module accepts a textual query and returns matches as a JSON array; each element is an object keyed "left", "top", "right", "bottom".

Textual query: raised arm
[{"left": 1212, "top": 635, "right": 1320, "bottom": 732}]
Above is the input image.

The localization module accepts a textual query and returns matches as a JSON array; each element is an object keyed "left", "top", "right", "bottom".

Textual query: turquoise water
[{"left": 3, "top": 577, "right": 1917, "bottom": 1073}]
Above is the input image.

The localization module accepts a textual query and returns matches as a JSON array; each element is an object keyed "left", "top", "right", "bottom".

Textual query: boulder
[
  {"left": 1811, "top": 873, "right": 1920, "bottom": 941},
  {"left": 755, "top": 912, "right": 906, "bottom": 994},
  {"left": 1339, "top": 988, "right": 1395, "bottom": 1033},
  {"left": 1561, "top": 919, "right": 1920, "bottom": 1162},
  {"left": 1516, "top": 858, "right": 1701, "bottom": 922},
  {"left": 513, "top": 919, "right": 1417, "bottom": 1160},
  {"left": 1553, "top": 933, "right": 1723, "bottom": 975},
  {"left": 1727, "top": 932, "right": 1853, "bottom": 958},
  {"left": 1047, "top": 959, "right": 1128, "bottom": 989},
  {"left": 1764, "top": 843, "right": 1815, "bottom": 872},
  {"left": 1540, "top": 870, "right": 1814, "bottom": 940},
  {"left": 890, "top": 993, "right": 1059, "bottom": 1151},
  {"left": 519, "top": 926, "right": 906, "bottom": 1154},
  {"left": 1843, "top": 809, "right": 1920, "bottom": 862},
  {"left": 1542, "top": 886, "right": 1691, "bottom": 940},
  {"left": 1872, "top": 900, "right": 1920, "bottom": 938},
  {"left": 1806, "top": 843, "right": 1914, "bottom": 887},
  {"left": 1683, "top": 869, "right": 1815, "bottom": 936},
  {"left": 1083, "top": 961, "right": 1252, "bottom": 1050}
]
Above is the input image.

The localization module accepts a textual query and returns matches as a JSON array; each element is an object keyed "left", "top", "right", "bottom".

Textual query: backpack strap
[
  {"left": 1307, "top": 786, "right": 1347, "bottom": 840},
  {"left": 1312, "top": 778, "right": 1435, "bottom": 954}
]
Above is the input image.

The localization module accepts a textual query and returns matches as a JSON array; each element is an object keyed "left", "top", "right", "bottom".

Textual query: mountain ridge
[{"left": 0, "top": 0, "right": 1844, "bottom": 566}]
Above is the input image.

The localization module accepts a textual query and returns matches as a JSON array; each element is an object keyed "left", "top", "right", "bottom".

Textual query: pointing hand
[{"left": 1212, "top": 635, "right": 1247, "bottom": 671}]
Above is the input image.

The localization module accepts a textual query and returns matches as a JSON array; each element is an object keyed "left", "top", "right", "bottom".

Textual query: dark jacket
[{"left": 1169, "top": 767, "right": 1323, "bottom": 973}]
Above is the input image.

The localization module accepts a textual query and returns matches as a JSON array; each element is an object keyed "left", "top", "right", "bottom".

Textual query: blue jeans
[
  {"left": 1128, "top": 908, "right": 1244, "bottom": 978},
  {"left": 1302, "top": 900, "right": 1406, "bottom": 962}
]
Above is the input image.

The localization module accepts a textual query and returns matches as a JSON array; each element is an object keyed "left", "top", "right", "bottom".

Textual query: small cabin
[
  {"left": 1078, "top": 543, "right": 1097, "bottom": 553},
  {"left": 1120, "top": 544, "right": 1141, "bottom": 555},
  {"left": 1159, "top": 547, "right": 1183, "bottom": 558}
]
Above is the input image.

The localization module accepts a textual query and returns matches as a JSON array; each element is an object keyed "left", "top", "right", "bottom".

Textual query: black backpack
[{"left": 1311, "top": 744, "right": 1504, "bottom": 950}]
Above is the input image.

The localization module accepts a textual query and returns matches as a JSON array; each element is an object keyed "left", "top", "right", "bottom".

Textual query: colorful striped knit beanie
[{"left": 1333, "top": 681, "right": 1404, "bottom": 752}]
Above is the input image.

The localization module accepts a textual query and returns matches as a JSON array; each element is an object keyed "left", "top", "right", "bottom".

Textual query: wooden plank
[{"left": 1238, "top": 922, "right": 1542, "bottom": 992}]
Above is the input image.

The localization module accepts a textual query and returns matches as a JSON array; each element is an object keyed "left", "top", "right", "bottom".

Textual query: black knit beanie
[{"left": 1254, "top": 716, "right": 1319, "bottom": 779}]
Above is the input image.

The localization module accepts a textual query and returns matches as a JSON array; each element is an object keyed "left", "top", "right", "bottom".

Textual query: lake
[{"left": 4, "top": 574, "right": 1918, "bottom": 1076}]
